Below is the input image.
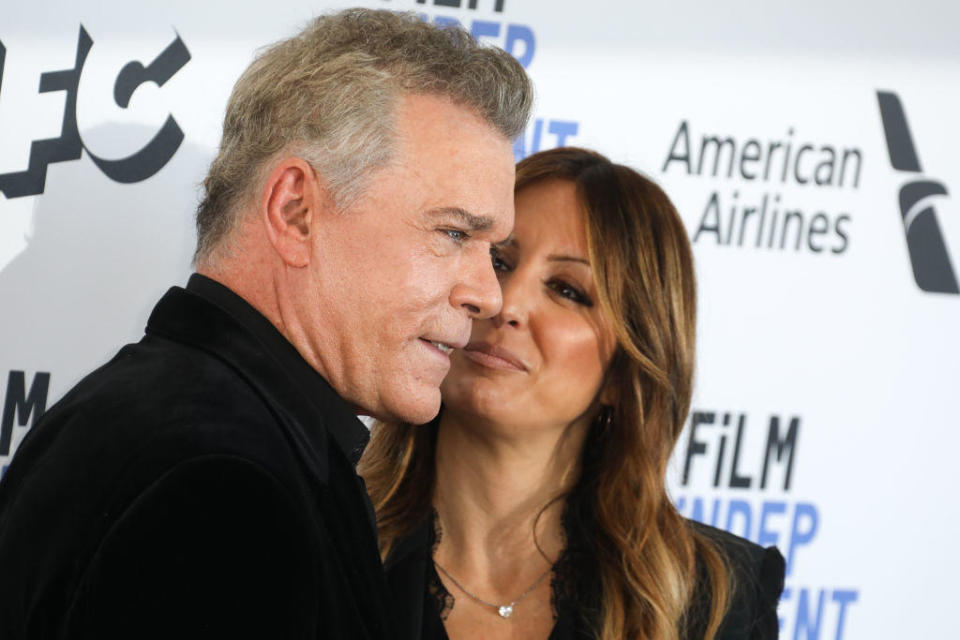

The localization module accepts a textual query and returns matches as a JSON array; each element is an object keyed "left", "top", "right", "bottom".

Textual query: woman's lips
[{"left": 462, "top": 343, "right": 527, "bottom": 372}]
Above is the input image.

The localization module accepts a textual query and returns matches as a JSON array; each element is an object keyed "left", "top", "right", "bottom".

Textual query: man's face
[{"left": 297, "top": 93, "right": 515, "bottom": 423}]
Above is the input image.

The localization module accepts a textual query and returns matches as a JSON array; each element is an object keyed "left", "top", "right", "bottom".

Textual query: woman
[{"left": 360, "top": 147, "right": 784, "bottom": 640}]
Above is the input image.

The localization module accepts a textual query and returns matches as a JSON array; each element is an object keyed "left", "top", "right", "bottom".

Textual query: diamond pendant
[{"left": 498, "top": 604, "right": 514, "bottom": 618}]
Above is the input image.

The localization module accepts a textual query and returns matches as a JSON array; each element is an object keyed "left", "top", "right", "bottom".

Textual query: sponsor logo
[
  {"left": 0, "top": 26, "right": 191, "bottom": 198},
  {"left": 877, "top": 90, "right": 958, "bottom": 294},
  {"left": 675, "top": 409, "right": 858, "bottom": 639},
  {"left": 0, "top": 370, "right": 50, "bottom": 478},
  {"left": 386, "top": 0, "right": 580, "bottom": 159},
  {"left": 662, "top": 121, "right": 859, "bottom": 255}
]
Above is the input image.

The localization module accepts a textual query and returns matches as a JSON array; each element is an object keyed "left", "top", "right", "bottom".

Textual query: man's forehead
[
  {"left": 391, "top": 94, "right": 515, "bottom": 243},
  {"left": 394, "top": 94, "right": 492, "bottom": 145}
]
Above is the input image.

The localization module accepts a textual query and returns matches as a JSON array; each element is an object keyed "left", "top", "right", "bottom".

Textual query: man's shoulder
[
  {"left": 55, "top": 333, "right": 276, "bottom": 434},
  {"left": 76, "top": 332, "right": 268, "bottom": 410},
  {"left": 6, "top": 333, "right": 309, "bottom": 498},
  {"left": 0, "top": 332, "right": 330, "bottom": 635}
]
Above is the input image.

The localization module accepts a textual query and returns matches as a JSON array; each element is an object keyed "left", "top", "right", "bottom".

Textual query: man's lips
[
  {"left": 462, "top": 341, "right": 527, "bottom": 372},
  {"left": 419, "top": 336, "right": 467, "bottom": 357}
]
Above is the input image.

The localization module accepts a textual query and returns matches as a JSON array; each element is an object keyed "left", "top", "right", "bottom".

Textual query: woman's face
[{"left": 441, "top": 178, "right": 618, "bottom": 435}]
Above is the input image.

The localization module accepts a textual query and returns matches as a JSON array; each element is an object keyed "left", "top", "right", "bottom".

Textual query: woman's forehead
[{"left": 513, "top": 180, "right": 590, "bottom": 256}]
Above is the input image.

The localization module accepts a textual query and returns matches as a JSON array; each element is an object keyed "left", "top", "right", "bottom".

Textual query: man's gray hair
[{"left": 195, "top": 8, "right": 533, "bottom": 263}]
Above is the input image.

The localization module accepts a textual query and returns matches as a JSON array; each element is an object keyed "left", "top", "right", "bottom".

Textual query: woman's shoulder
[
  {"left": 687, "top": 519, "right": 785, "bottom": 587},
  {"left": 685, "top": 519, "right": 785, "bottom": 640}
]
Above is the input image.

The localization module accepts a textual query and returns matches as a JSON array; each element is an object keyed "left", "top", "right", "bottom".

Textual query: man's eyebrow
[{"left": 427, "top": 207, "right": 494, "bottom": 232}]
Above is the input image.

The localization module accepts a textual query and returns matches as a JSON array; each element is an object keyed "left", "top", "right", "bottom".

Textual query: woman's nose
[{"left": 491, "top": 271, "right": 527, "bottom": 329}]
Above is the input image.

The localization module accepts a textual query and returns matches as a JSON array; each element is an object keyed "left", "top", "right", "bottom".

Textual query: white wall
[{"left": 2, "top": 2, "right": 958, "bottom": 637}]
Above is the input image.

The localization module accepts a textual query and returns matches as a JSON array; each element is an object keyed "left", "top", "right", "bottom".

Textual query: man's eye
[{"left": 443, "top": 229, "right": 469, "bottom": 244}]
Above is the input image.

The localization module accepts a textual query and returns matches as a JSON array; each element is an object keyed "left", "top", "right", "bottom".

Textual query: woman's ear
[{"left": 598, "top": 367, "right": 619, "bottom": 407}]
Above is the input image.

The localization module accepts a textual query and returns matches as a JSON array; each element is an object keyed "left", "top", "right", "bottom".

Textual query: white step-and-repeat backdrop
[{"left": 2, "top": 1, "right": 958, "bottom": 638}]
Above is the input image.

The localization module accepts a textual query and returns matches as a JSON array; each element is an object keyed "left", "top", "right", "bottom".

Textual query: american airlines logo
[{"left": 877, "top": 91, "right": 958, "bottom": 294}]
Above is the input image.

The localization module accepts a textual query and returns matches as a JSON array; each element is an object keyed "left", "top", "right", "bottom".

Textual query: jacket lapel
[{"left": 145, "top": 286, "right": 331, "bottom": 484}]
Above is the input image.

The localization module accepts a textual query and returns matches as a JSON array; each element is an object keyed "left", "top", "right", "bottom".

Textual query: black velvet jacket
[
  {"left": 385, "top": 513, "right": 785, "bottom": 640},
  {"left": 0, "top": 275, "right": 394, "bottom": 639}
]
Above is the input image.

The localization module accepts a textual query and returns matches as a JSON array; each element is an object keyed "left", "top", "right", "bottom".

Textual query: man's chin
[{"left": 375, "top": 388, "right": 442, "bottom": 425}]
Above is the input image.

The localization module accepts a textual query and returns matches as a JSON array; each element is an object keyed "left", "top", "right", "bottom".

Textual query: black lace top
[
  {"left": 421, "top": 507, "right": 598, "bottom": 637},
  {"left": 383, "top": 505, "right": 785, "bottom": 640}
]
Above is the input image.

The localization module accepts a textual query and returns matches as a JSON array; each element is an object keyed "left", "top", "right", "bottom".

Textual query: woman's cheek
[{"left": 539, "top": 323, "right": 608, "bottom": 412}]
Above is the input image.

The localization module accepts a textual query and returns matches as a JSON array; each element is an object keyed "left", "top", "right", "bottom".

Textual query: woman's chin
[
  {"left": 442, "top": 393, "right": 515, "bottom": 426},
  {"left": 443, "top": 374, "right": 515, "bottom": 410}
]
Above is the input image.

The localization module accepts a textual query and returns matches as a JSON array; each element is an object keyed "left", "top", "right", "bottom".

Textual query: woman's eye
[
  {"left": 549, "top": 280, "right": 593, "bottom": 307},
  {"left": 490, "top": 249, "right": 511, "bottom": 272}
]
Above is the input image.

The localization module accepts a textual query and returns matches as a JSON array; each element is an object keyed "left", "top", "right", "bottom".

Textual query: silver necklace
[{"left": 433, "top": 559, "right": 552, "bottom": 619}]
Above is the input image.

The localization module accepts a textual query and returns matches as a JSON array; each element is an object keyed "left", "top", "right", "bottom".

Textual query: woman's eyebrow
[
  {"left": 426, "top": 207, "right": 493, "bottom": 231},
  {"left": 547, "top": 254, "right": 590, "bottom": 266}
]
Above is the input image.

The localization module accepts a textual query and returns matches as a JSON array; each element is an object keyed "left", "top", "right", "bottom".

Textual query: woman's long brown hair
[{"left": 359, "top": 147, "right": 731, "bottom": 639}]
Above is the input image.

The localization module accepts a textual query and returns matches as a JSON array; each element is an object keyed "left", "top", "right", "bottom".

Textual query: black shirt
[{"left": 0, "top": 274, "right": 394, "bottom": 639}]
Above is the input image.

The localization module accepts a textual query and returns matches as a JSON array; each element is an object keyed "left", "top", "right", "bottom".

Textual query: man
[{"left": 0, "top": 9, "right": 531, "bottom": 639}]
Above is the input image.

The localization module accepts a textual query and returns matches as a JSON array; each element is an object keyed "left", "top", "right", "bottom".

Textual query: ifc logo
[{"left": 0, "top": 27, "right": 190, "bottom": 199}]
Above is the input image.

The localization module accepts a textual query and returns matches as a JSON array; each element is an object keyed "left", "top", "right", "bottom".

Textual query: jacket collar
[
  {"left": 145, "top": 274, "right": 371, "bottom": 484},
  {"left": 383, "top": 514, "right": 431, "bottom": 639}
]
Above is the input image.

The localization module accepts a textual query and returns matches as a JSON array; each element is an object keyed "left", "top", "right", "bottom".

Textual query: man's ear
[{"left": 261, "top": 156, "right": 327, "bottom": 268}]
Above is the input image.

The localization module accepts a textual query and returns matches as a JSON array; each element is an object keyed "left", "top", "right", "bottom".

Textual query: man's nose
[{"left": 449, "top": 248, "right": 503, "bottom": 319}]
